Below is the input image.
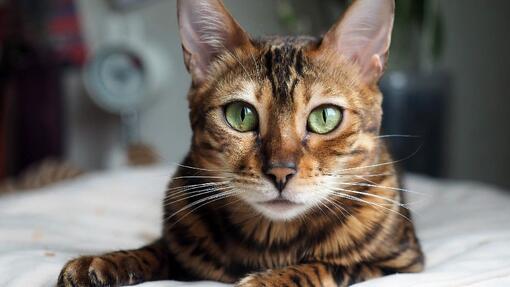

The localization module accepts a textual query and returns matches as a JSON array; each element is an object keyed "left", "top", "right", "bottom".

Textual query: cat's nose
[{"left": 264, "top": 163, "right": 297, "bottom": 192}]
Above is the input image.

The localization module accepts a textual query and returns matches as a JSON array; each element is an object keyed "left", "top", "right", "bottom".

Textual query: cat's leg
[
  {"left": 57, "top": 238, "right": 171, "bottom": 287},
  {"left": 237, "top": 255, "right": 424, "bottom": 287}
]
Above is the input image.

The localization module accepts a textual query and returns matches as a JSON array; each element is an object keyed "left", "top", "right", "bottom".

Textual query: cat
[{"left": 58, "top": 0, "right": 424, "bottom": 286}]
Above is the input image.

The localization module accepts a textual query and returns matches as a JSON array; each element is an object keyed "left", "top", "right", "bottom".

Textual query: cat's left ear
[
  {"left": 177, "top": 0, "right": 252, "bottom": 84},
  {"left": 320, "top": 0, "right": 395, "bottom": 84}
]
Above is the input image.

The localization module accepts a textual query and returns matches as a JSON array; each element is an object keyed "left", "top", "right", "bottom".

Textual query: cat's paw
[
  {"left": 237, "top": 267, "right": 331, "bottom": 287},
  {"left": 236, "top": 271, "right": 287, "bottom": 287},
  {"left": 57, "top": 256, "right": 131, "bottom": 287},
  {"left": 236, "top": 274, "right": 266, "bottom": 287}
]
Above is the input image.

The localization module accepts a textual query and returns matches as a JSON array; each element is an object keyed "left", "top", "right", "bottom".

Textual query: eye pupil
[
  {"left": 241, "top": 107, "right": 246, "bottom": 121},
  {"left": 322, "top": 109, "right": 327, "bottom": 122}
]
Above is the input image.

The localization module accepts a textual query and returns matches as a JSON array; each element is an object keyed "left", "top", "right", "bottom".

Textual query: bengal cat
[{"left": 58, "top": 0, "right": 424, "bottom": 286}]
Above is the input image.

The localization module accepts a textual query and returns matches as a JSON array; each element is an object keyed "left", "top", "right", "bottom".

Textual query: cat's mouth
[
  {"left": 257, "top": 198, "right": 304, "bottom": 210},
  {"left": 248, "top": 194, "right": 311, "bottom": 220}
]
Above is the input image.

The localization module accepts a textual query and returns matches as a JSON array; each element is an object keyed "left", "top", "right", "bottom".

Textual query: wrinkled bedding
[{"left": 1, "top": 166, "right": 509, "bottom": 287}]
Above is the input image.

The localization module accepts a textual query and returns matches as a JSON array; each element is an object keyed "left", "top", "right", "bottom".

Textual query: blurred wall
[
  {"left": 439, "top": 0, "right": 510, "bottom": 188},
  {"left": 70, "top": 0, "right": 289, "bottom": 168}
]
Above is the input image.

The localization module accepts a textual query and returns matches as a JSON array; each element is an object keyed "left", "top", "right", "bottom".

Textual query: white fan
[
  {"left": 81, "top": 11, "right": 170, "bottom": 167},
  {"left": 83, "top": 26, "right": 169, "bottom": 144}
]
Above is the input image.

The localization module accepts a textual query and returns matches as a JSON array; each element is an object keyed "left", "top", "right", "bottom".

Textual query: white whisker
[
  {"left": 375, "top": 134, "right": 421, "bottom": 139},
  {"left": 322, "top": 184, "right": 406, "bottom": 208},
  {"left": 334, "top": 181, "right": 425, "bottom": 196},
  {"left": 164, "top": 181, "right": 230, "bottom": 193},
  {"left": 327, "top": 191, "right": 410, "bottom": 222},
  {"left": 321, "top": 196, "right": 346, "bottom": 222},
  {"left": 165, "top": 188, "right": 240, "bottom": 225},
  {"left": 171, "top": 162, "right": 234, "bottom": 174},
  {"left": 331, "top": 144, "right": 423, "bottom": 174},
  {"left": 171, "top": 175, "right": 229, "bottom": 180},
  {"left": 164, "top": 186, "right": 233, "bottom": 205},
  {"left": 354, "top": 175, "right": 378, "bottom": 185},
  {"left": 322, "top": 172, "right": 394, "bottom": 178}
]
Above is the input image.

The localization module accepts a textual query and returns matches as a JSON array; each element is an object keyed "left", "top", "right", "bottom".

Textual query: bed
[{"left": 1, "top": 166, "right": 509, "bottom": 287}]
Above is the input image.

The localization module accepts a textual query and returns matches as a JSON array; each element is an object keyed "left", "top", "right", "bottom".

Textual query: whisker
[
  {"left": 321, "top": 196, "right": 347, "bottom": 223},
  {"left": 171, "top": 191, "right": 242, "bottom": 228},
  {"left": 321, "top": 174, "right": 424, "bottom": 196},
  {"left": 165, "top": 188, "right": 236, "bottom": 220},
  {"left": 312, "top": 200, "right": 329, "bottom": 218},
  {"left": 332, "top": 144, "right": 424, "bottom": 174},
  {"left": 171, "top": 175, "right": 230, "bottom": 180},
  {"left": 334, "top": 181, "right": 426, "bottom": 196},
  {"left": 327, "top": 192, "right": 410, "bottom": 222},
  {"left": 232, "top": 178, "right": 262, "bottom": 185},
  {"left": 165, "top": 188, "right": 239, "bottom": 224},
  {"left": 330, "top": 198, "right": 364, "bottom": 225},
  {"left": 375, "top": 134, "right": 421, "bottom": 139},
  {"left": 164, "top": 181, "right": 230, "bottom": 193},
  {"left": 320, "top": 194, "right": 365, "bottom": 226},
  {"left": 316, "top": 190, "right": 366, "bottom": 226},
  {"left": 354, "top": 174, "right": 422, "bottom": 198},
  {"left": 171, "top": 163, "right": 234, "bottom": 174},
  {"left": 354, "top": 175, "right": 379, "bottom": 185},
  {"left": 322, "top": 185, "right": 407, "bottom": 208},
  {"left": 139, "top": 161, "right": 234, "bottom": 178},
  {"left": 164, "top": 186, "right": 233, "bottom": 205},
  {"left": 322, "top": 172, "right": 395, "bottom": 178},
  {"left": 165, "top": 184, "right": 232, "bottom": 202}
]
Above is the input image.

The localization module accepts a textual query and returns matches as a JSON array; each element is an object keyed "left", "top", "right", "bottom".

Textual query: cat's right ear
[
  {"left": 319, "top": 0, "right": 395, "bottom": 85},
  {"left": 177, "top": 0, "right": 252, "bottom": 84}
]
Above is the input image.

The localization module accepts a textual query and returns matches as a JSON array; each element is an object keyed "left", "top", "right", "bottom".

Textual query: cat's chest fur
[{"left": 165, "top": 184, "right": 401, "bottom": 276}]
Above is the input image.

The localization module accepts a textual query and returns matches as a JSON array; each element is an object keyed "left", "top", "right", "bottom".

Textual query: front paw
[
  {"left": 236, "top": 273, "right": 270, "bottom": 287},
  {"left": 236, "top": 271, "right": 291, "bottom": 287},
  {"left": 58, "top": 256, "right": 127, "bottom": 287}
]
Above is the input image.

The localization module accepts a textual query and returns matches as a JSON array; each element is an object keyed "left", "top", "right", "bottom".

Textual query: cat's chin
[{"left": 252, "top": 199, "right": 310, "bottom": 221}]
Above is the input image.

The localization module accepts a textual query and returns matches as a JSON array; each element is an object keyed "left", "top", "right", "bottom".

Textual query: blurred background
[{"left": 1, "top": 0, "right": 509, "bottom": 189}]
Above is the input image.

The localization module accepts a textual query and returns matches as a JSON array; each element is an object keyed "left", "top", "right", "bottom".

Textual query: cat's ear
[
  {"left": 177, "top": 0, "right": 252, "bottom": 84},
  {"left": 320, "top": 0, "right": 395, "bottom": 84}
]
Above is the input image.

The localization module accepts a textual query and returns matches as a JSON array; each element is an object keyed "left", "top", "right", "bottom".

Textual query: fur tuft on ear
[
  {"left": 320, "top": 0, "right": 395, "bottom": 84},
  {"left": 177, "top": 0, "right": 251, "bottom": 84}
]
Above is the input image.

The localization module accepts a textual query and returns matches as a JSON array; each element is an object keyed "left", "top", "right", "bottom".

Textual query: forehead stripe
[{"left": 264, "top": 43, "right": 303, "bottom": 104}]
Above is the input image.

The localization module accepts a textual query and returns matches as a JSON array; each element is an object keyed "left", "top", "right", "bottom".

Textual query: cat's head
[{"left": 177, "top": 0, "right": 395, "bottom": 221}]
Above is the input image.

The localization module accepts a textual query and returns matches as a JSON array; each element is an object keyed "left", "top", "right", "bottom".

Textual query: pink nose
[{"left": 265, "top": 165, "right": 297, "bottom": 192}]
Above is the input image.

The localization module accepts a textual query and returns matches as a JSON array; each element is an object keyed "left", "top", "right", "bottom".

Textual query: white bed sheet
[{"left": 1, "top": 166, "right": 509, "bottom": 287}]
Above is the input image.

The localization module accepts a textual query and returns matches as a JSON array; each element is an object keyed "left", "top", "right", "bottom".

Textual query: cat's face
[{"left": 178, "top": 0, "right": 394, "bottom": 220}]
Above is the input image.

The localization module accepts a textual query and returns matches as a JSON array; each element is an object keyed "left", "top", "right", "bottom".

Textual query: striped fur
[{"left": 58, "top": 1, "right": 423, "bottom": 286}]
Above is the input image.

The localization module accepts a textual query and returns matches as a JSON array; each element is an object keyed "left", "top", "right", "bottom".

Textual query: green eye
[
  {"left": 307, "top": 105, "right": 343, "bottom": 134},
  {"left": 224, "top": 101, "right": 258, "bottom": 132}
]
